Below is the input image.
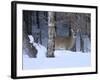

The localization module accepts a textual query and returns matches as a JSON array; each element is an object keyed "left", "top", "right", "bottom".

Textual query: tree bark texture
[{"left": 47, "top": 12, "right": 56, "bottom": 57}]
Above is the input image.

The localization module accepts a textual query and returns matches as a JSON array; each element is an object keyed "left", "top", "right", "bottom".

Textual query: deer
[{"left": 54, "top": 28, "right": 78, "bottom": 50}]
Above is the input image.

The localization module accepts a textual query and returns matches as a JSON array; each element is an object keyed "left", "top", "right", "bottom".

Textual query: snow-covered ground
[{"left": 23, "top": 42, "right": 91, "bottom": 70}]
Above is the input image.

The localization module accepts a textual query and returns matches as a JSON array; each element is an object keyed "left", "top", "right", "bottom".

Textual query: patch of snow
[
  {"left": 28, "top": 35, "right": 34, "bottom": 43},
  {"left": 23, "top": 43, "right": 91, "bottom": 70}
]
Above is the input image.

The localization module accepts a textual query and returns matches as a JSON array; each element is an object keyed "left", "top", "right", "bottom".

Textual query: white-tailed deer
[{"left": 55, "top": 29, "right": 77, "bottom": 50}]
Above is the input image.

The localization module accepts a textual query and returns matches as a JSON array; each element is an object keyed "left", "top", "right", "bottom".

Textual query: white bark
[{"left": 47, "top": 12, "right": 55, "bottom": 57}]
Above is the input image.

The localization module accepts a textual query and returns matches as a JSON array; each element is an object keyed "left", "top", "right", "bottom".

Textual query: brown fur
[{"left": 55, "top": 29, "right": 76, "bottom": 50}]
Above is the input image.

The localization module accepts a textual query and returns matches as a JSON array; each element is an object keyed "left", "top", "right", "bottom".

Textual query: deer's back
[{"left": 55, "top": 36, "right": 75, "bottom": 50}]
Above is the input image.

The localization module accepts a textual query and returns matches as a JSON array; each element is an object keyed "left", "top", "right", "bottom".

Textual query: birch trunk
[{"left": 47, "top": 12, "right": 55, "bottom": 57}]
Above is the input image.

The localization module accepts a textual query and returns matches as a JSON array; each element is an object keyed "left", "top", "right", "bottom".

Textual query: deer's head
[{"left": 71, "top": 28, "right": 79, "bottom": 38}]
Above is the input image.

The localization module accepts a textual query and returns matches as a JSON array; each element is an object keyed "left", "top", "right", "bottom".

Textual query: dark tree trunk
[{"left": 36, "top": 11, "right": 42, "bottom": 44}]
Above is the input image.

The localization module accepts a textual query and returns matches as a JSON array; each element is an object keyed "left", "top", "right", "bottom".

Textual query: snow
[
  {"left": 23, "top": 41, "right": 91, "bottom": 70},
  {"left": 28, "top": 35, "right": 34, "bottom": 43}
]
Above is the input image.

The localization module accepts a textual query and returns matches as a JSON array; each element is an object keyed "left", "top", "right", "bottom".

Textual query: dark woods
[
  {"left": 23, "top": 13, "right": 37, "bottom": 58},
  {"left": 23, "top": 10, "right": 91, "bottom": 58}
]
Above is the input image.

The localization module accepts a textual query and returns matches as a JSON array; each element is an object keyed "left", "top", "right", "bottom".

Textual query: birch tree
[{"left": 47, "top": 12, "right": 56, "bottom": 57}]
